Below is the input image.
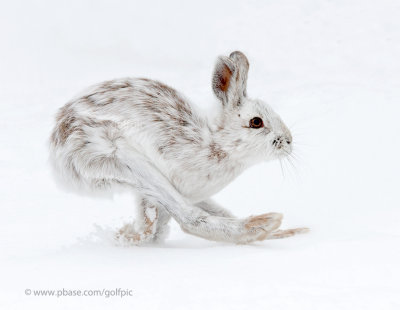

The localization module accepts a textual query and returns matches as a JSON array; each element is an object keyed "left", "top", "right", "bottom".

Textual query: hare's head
[{"left": 212, "top": 51, "right": 292, "bottom": 163}]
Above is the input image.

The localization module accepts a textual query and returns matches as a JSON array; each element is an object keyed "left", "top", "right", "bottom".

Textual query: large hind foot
[
  {"left": 239, "top": 213, "right": 309, "bottom": 243},
  {"left": 266, "top": 227, "right": 310, "bottom": 240},
  {"left": 237, "top": 212, "right": 283, "bottom": 243}
]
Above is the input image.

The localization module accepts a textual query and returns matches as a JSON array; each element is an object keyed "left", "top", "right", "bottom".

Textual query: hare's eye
[{"left": 249, "top": 117, "right": 264, "bottom": 129}]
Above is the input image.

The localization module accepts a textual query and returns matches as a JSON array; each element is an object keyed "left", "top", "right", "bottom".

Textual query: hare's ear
[
  {"left": 212, "top": 51, "right": 249, "bottom": 108},
  {"left": 212, "top": 56, "right": 236, "bottom": 106},
  {"left": 229, "top": 51, "right": 249, "bottom": 97}
]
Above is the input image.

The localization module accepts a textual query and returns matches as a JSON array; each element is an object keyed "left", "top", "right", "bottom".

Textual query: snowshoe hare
[{"left": 49, "top": 51, "right": 308, "bottom": 244}]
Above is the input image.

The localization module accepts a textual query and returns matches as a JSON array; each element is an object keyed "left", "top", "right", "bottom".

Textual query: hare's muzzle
[{"left": 272, "top": 135, "right": 291, "bottom": 149}]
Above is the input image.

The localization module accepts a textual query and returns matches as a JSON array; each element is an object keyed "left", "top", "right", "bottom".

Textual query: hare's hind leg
[
  {"left": 117, "top": 158, "right": 285, "bottom": 244},
  {"left": 196, "top": 199, "right": 235, "bottom": 218},
  {"left": 117, "top": 197, "right": 171, "bottom": 244},
  {"left": 265, "top": 227, "right": 310, "bottom": 240}
]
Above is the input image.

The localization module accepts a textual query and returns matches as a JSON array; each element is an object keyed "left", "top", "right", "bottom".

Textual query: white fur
[{"left": 49, "top": 51, "right": 308, "bottom": 244}]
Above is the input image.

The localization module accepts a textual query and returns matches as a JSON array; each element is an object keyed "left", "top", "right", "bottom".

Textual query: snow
[{"left": 1, "top": 0, "right": 399, "bottom": 309}]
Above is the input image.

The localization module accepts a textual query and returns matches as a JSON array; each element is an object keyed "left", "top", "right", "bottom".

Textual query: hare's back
[{"left": 49, "top": 78, "right": 205, "bottom": 192}]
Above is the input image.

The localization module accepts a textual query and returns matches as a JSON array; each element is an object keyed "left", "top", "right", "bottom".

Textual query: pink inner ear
[{"left": 218, "top": 64, "right": 232, "bottom": 92}]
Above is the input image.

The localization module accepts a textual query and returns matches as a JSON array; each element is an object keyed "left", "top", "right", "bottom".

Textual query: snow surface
[{"left": 1, "top": 0, "right": 400, "bottom": 309}]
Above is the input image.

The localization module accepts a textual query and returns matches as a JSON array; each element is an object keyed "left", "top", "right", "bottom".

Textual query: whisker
[
  {"left": 279, "top": 158, "right": 285, "bottom": 179},
  {"left": 280, "top": 148, "right": 305, "bottom": 184}
]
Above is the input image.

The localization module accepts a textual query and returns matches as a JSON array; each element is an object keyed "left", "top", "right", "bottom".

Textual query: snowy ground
[{"left": 1, "top": 0, "right": 400, "bottom": 309}]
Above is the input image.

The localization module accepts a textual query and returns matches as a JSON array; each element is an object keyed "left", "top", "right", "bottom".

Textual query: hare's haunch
[{"left": 49, "top": 51, "right": 308, "bottom": 244}]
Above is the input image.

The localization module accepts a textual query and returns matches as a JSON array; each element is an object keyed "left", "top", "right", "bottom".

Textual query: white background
[{"left": 1, "top": 0, "right": 399, "bottom": 309}]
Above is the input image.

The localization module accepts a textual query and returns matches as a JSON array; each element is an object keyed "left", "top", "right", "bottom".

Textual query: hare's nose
[
  {"left": 272, "top": 136, "right": 283, "bottom": 148},
  {"left": 273, "top": 135, "right": 291, "bottom": 149}
]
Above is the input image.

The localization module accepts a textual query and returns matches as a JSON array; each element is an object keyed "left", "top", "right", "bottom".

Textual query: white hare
[{"left": 49, "top": 51, "right": 308, "bottom": 244}]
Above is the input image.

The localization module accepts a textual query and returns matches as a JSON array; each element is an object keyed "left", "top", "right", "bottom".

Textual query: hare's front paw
[
  {"left": 115, "top": 223, "right": 154, "bottom": 246},
  {"left": 238, "top": 212, "right": 283, "bottom": 243},
  {"left": 115, "top": 223, "right": 141, "bottom": 245}
]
